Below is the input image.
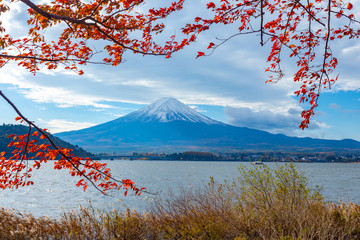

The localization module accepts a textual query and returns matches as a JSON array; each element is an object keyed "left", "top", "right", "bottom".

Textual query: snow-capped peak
[{"left": 122, "top": 97, "right": 223, "bottom": 125}]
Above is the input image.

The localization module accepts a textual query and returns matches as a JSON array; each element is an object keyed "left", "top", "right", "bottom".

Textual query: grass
[{"left": 0, "top": 163, "right": 360, "bottom": 239}]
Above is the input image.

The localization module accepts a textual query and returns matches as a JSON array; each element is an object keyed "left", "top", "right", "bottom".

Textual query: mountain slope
[
  {"left": 0, "top": 124, "right": 95, "bottom": 158},
  {"left": 56, "top": 98, "right": 360, "bottom": 153}
]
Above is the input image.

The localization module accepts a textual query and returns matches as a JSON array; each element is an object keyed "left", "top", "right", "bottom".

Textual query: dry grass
[{"left": 0, "top": 163, "right": 359, "bottom": 239}]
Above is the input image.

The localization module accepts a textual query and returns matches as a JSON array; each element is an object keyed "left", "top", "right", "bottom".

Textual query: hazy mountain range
[{"left": 56, "top": 97, "right": 360, "bottom": 153}]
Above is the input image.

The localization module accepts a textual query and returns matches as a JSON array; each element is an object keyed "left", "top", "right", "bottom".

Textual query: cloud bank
[{"left": 225, "top": 106, "right": 329, "bottom": 136}]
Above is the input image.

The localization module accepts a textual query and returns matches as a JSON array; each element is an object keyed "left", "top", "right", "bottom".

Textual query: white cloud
[
  {"left": 1, "top": 1, "right": 24, "bottom": 35},
  {"left": 189, "top": 105, "right": 207, "bottom": 113},
  {"left": 112, "top": 114, "right": 125, "bottom": 117},
  {"left": 331, "top": 77, "right": 360, "bottom": 92},
  {"left": 18, "top": 87, "right": 114, "bottom": 108},
  {"left": 0, "top": 64, "right": 117, "bottom": 108},
  {"left": 120, "top": 79, "right": 160, "bottom": 88},
  {"left": 316, "top": 122, "right": 331, "bottom": 129},
  {"left": 342, "top": 45, "right": 360, "bottom": 56},
  {"left": 224, "top": 106, "right": 330, "bottom": 136},
  {"left": 39, "top": 119, "right": 95, "bottom": 133},
  {"left": 329, "top": 103, "right": 341, "bottom": 109}
]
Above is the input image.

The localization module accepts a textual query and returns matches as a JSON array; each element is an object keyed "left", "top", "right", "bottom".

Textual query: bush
[
  {"left": 149, "top": 163, "right": 360, "bottom": 239},
  {"left": 0, "top": 163, "right": 359, "bottom": 239}
]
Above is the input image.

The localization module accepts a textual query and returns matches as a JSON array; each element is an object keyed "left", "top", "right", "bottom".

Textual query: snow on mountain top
[{"left": 122, "top": 97, "right": 223, "bottom": 125}]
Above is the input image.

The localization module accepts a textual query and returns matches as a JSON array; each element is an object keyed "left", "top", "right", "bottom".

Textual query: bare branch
[
  {"left": 330, "top": 10, "right": 360, "bottom": 24},
  {"left": 260, "top": 0, "right": 264, "bottom": 46},
  {"left": 318, "top": 0, "right": 332, "bottom": 97}
]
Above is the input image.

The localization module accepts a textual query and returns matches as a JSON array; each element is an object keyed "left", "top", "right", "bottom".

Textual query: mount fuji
[
  {"left": 120, "top": 97, "right": 223, "bottom": 125},
  {"left": 56, "top": 97, "right": 360, "bottom": 153}
]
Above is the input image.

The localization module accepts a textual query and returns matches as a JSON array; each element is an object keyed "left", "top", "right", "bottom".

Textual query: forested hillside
[{"left": 0, "top": 124, "right": 94, "bottom": 158}]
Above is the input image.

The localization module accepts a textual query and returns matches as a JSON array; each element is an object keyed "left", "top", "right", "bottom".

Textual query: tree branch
[
  {"left": 294, "top": 0, "right": 326, "bottom": 27},
  {"left": 20, "top": 0, "right": 91, "bottom": 25},
  {"left": 93, "top": 24, "right": 167, "bottom": 56},
  {"left": 260, "top": 0, "right": 264, "bottom": 46},
  {"left": 318, "top": 0, "right": 332, "bottom": 97},
  {"left": 0, "top": 54, "right": 110, "bottom": 65},
  {"left": 0, "top": 90, "right": 106, "bottom": 194}
]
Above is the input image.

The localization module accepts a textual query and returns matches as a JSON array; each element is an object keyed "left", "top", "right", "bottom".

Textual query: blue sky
[{"left": 0, "top": 1, "right": 360, "bottom": 141}]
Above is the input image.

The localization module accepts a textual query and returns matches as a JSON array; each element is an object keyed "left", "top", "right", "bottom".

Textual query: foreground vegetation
[{"left": 1, "top": 164, "right": 360, "bottom": 239}]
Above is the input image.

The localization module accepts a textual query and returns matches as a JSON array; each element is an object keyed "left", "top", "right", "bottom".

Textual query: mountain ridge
[
  {"left": 0, "top": 124, "right": 95, "bottom": 158},
  {"left": 56, "top": 98, "right": 360, "bottom": 153}
]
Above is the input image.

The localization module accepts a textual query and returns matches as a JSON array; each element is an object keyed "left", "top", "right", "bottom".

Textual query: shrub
[
  {"left": 0, "top": 163, "right": 359, "bottom": 239},
  {"left": 149, "top": 163, "right": 360, "bottom": 239}
]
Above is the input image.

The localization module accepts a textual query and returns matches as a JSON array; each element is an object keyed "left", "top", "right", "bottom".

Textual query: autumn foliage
[
  {"left": 0, "top": 91, "right": 144, "bottom": 195},
  {"left": 0, "top": 0, "right": 187, "bottom": 74},
  {"left": 0, "top": 118, "right": 144, "bottom": 195},
  {"left": 181, "top": 0, "right": 359, "bottom": 129},
  {"left": 0, "top": 0, "right": 358, "bottom": 192}
]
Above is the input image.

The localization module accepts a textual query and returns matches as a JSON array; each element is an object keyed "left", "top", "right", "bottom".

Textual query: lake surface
[{"left": 0, "top": 160, "right": 359, "bottom": 218}]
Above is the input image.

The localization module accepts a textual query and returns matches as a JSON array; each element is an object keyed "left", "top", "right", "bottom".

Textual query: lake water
[{"left": 0, "top": 160, "right": 359, "bottom": 218}]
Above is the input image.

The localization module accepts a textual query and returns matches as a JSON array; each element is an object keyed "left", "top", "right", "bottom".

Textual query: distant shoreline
[
  {"left": 96, "top": 150, "right": 360, "bottom": 163},
  {"left": 101, "top": 158, "right": 360, "bottom": 163}
]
